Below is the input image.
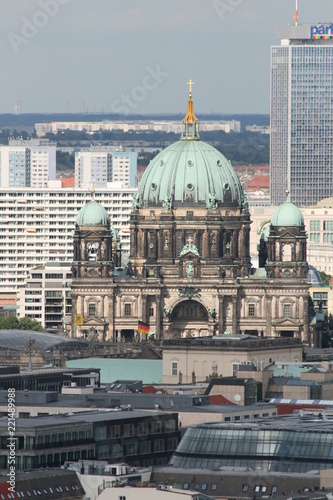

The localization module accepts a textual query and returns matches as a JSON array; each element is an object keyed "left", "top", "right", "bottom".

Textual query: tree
[
  {"left": 321, "top": 314, "right": 333, "bottom": 348},
  {"left": 319, "top": 271, "right": 331, "bottom": 286},
  {"left": 0, "top": 316, "right": 44, "bottom": 331}
]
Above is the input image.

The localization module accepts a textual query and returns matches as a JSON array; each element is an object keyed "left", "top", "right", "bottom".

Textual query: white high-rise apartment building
[
  {"left": 75, "top": 150, "right": 137, "bottom": 188},
  {"left": 0, "top": 182, "right": 136, "bottom": 293},
  {"left": 270, "top": 23, "right": 333, "bottom": 206},
  {"left": 75, "top": 151, "right": 112, "bottom": 188},
  {"left": 0, "top": 139, "right": 56, "bottom": 188},
  {"left": 35, "top": 119, "right": 241, "bottom": 136},
  {"left": 111, "top": 152, "right": 137, "bottom": 187},
  {"left": 19, "top": 262, "right": 72, "bottom": 332}
]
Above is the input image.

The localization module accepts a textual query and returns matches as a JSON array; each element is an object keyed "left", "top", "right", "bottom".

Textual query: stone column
[
  {"left": 238, "top": 228, "right": 243, "bottom": 258},
  {"left": 107, "top": 295, "right": 114, "bottom": 341},
  {"left": 232, "top": 296, "right": 238, "bottom": 334},
  {"left": 155, "top": 296, "right": 161, "bottom": 340},
  {"left": 266, "top": 295, "right": 272, "bottom": 336},
  {"left": 71, "top": 294, "right": 77, "bottom": 338},
  {"left": 303, "top": 295, "right": 310, "bottom": 345},
  {"left": 142, "top": 295, "right": 148, "bottom": 324},
  {"left": 232, "top": 229, "right": 238, "bottom": 258},
  {"left": 219, "top": 296, "right": 225, "bottom": 335}
]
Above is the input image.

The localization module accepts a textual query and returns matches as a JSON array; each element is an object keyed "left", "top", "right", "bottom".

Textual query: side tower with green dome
[
  {"left": 71, "top": 190, "right": 121, "bottom": 340},
  {"left": 257, "top": 190, "right": 310, "bottom": 344}
]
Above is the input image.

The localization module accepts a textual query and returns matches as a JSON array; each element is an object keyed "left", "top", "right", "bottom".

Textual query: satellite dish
[{"left": 234, "top": 394, "right": 241, "bottom": 404}]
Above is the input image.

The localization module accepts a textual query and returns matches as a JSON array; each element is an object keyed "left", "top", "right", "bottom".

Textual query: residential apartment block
[
  {"left": 35, "top": 119, "right": 241, "bottom": 136},
  {"left": 75, "top": 149, "right": 137, "bottom": 188},
  {"left": 19, "top": 262, "right": 72, "bottom": 332},
  {"left": 0, "top": 182, "right": 136, "bottom": 293},
  {"left": 0, "top": 139, "right": 56, "bottom": 188}
]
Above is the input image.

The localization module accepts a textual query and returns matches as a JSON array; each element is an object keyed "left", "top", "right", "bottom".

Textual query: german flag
[{"left": 138, "top": 321, "right": 149, "bottom": 335}]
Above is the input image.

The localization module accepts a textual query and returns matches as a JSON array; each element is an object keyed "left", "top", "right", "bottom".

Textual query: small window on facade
[
  {"left": 201, "top": 484, "right": 207, "bottom": 491},
  {"left": 254, "top": 486, "right": 261, "bottom": 493},
  {"left": 150, "top": 211, "right": 155, "bottom": 216},
  {"left": 187, "top": 211, "right": 193, "bottom": 218},
  {"left": 262, "top": 486, "right": 267, "bottom": 493},
  {"left": 149, "top": 307, "right": 154, "bottom": 317},
  {"left": 272, "top": 486, "right": 278, "bottom": 494},
  {"left": 88, "top": 303, "right": 96, "bottom": 316},
  {"left": 172, "top": 361, "right": 178, "bottom": 376},
  {"left": 183, "top": 483, "right": 189, "bottom": 490},
  {"left": 211, "top": 484, "right": 217, "bottom": 491},
  {"left": 243, "top": 485, "right": 249, "bottom": 492},
  {"left": 284, "top": 304, "right": 291, "bottom": 317},
  {"left": 226, "top": 308, "right": 231, "bottom": 317},
  {"left": 124, "top": 303, "right": 132, "bottom": 316},
  {"left": 194, "top": 484, "right": 200, "bottom": 490},
  {"left": 248, "top": 303, "right": 255, "bottom": 316}
]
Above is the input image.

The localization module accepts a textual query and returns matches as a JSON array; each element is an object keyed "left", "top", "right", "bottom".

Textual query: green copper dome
[
  {"left": 76, "top": 199, "right": 110, "bottom": 227},
  {"left": 137, "top": 140, "right": 244, "bottom": 208},
  {"left": 136, "top": 92, "right": 245, "bottom": 209},
  {"left": 271, "top": 201, "right": 304, "bottom": 227}
]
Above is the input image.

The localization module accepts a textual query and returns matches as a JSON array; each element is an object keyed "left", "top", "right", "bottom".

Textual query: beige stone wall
[
  {"left": 321, "top": 384, "right": 333, "bottom": 400},
  {"left": 236, "top": 369, "right": 272, "bottom": 396},
  {"left": 283, "top": 385, "right": 310, "bottom": 399},
  {"left": 301, "top": 371, "right": 333, "bottom": 383},
  {"left": 178, "top": 406, "right": 278, "bottom": 427},
  {"left": 320, "top": 469, "right": 333, "bottom": 489},
  {"left": 162, "top": 344, "right": 302, "bottom": 384}
]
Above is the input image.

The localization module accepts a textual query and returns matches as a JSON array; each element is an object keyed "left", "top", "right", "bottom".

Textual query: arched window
[{"left": 282, "top": 243, "right": 292, "bottom": 262}]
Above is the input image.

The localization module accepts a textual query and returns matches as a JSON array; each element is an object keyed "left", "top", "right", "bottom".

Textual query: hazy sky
[{"left": 0, "top": 0, "right": 331, "bottom": 115}]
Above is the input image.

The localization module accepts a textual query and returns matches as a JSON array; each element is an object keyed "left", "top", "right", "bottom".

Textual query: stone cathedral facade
[{"left": 71, "top": 91, "right": 312, "bottom": 345}]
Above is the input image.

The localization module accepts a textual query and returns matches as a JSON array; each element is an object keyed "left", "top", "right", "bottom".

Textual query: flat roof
[
  {"left": 0, "top": 409, "right": 177, "bottom": 429},
  {"left": 194, "top": 413, "right": 333, "bottom": 432}
]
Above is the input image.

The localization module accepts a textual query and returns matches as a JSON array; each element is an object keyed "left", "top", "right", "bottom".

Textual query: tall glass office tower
[{"left": 270, "top": 24, "right": 333, "bottom": 206}]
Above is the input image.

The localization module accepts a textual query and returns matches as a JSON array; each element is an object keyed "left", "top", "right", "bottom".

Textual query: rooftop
[{"left": 0, "top": 409, "right": 177, "bottom": 429}]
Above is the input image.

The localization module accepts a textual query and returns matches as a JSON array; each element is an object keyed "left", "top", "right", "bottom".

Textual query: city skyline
[{"left": 0, "top": 0, "right": 332, "bottom": 115}]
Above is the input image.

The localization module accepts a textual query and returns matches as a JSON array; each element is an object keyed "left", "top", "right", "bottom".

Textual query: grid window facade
[{"left": 271, "top": 39, "right": 333, "bottom": 206}]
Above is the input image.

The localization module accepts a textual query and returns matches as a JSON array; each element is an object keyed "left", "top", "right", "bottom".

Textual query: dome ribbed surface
[
  {"left": 138, "top": 140, "right": 244, "bottom": 207},
  {"left": 271, "top": 201, "right": 304, "bottom": 227},
  {"left": 76, "top": 199, "right": 110, "bottom": 226}
]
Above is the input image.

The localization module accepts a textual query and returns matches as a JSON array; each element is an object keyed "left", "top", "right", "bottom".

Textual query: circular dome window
[
  {"left": 187, "top": 183, "right": 194, "bottom": 191},
  {"left": 217, "top": 160, "right": 222, "bottom": 167},
  {"left": 160, "top": 160, "right": 164, "bottom": 167},
  {"left": 151, "top": 183, "right": 157, "bottom": 191},
  {"left": 188, "top": 160, "right": 193, "bottom": 167},
  {"left": 224, "top": 183, "right": 230, "bottom": 191}
]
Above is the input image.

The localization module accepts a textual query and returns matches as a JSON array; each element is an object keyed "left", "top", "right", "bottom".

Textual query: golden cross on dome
[
  {"left": 187, "top": 79, "right": 195, "bottom": 97},
  {"left": 91, "top": 186, "right": 96, "bottom": 199}
]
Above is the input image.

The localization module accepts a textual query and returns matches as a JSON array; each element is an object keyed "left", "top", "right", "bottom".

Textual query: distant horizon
[{"left": 0, "top": 112, "right": 270, "bottom": 118}]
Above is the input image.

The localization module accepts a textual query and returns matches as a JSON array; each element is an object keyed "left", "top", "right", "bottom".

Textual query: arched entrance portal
[{"left": 170, "top": 300, "right": 210, "bottom": 338}]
